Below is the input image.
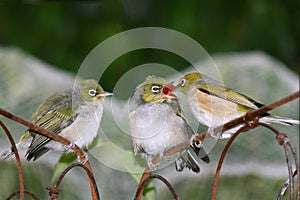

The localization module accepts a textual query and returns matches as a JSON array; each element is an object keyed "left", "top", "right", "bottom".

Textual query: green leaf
[
  {"left": 126, "top": 167, "right": 156, "bottom": 200},
  {"left": 143, "top": 180, "right": 156, "bottom": 200},
  {"left": 51, "top": 152, "right": 77, "bottom": 184}
]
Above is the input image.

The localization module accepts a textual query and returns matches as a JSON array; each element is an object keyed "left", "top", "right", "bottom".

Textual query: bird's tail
[
  {"left": 260, "top": 116, "right": 299, "bottom": 126},
  {"left": 0, "top": 139, "right": 32, "bottom": 160},
  {"left": 175, "top": 146, "right": 210, "bottom": 173},
  {"left": 0, "top": 148, "right": 14, "bottom": 160}
]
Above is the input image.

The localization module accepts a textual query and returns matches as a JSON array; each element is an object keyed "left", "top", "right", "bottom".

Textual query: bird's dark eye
[
  {"left": 180, "top": 79, "right": 186, "bottom": 87},
  {"left": 88, "top": 89, "right": 97, "bottom": 97},
  {"left": 151, "top": 85, "right": 160, "bottom": 93}
]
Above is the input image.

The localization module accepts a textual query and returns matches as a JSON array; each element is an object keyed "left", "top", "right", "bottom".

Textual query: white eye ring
[
  {"left": 180, "top": 79, "right": 186, "bottom": 87},
  {"left": 88, "top": 89, "right": 97, "bottom": 97},
  {"left": 151, "top": 85, "right": 160, "bottom": 93}
]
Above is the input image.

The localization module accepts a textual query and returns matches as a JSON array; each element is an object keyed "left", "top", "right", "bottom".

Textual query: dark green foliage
[{"left": 0, "top": 1, "right": 298, "bottom": 93}]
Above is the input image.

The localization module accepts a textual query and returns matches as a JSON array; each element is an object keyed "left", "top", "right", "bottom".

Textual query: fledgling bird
[
  {"left": 129, "top": 75, "right": 209, "bottom": 173},
  {"left": 1, "top": 79, "right": 112, "bottom": 161},
  {"left": 170, "top": 72, "right": 299, "bottom": 139}
]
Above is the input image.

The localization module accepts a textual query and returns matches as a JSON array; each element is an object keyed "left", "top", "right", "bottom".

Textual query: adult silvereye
[
  {"left": 170, "top": 72, "right": 299, "bottom": 139},
  {"left": 129, "top": 75, "right": 209, "bottom": 173},
  {"left": 1, "top": 79, "right": 112, "bottom": 161}
]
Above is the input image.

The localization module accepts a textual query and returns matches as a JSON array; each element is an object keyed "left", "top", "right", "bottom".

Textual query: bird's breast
[
  {"left": 189, "top": 86, "right": 246, "bottom": 126},
  {"left": 60, "top": 103, "right": 103, "bottom": 148},
  {"left": 129, "top": 104, "right": 187, "bottom": 156}
]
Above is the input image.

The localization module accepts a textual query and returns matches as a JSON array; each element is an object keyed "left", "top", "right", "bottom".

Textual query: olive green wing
[
  {"left": 20, "top": 90, "right": 72, "bottom": 142},
  {"left": 194, "top": 77, "right": 265, "bottom": 110},
  {"left": 26, "top": 107, "right": 78, "bottom": 161}
]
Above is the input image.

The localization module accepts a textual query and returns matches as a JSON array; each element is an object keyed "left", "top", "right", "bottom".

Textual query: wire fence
[{"left": 0, "top": 91, "right": 299, "bottom": 200}]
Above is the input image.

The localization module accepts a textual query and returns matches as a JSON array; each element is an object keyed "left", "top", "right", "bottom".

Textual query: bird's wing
[
  {"left": 19, "top": 91, "right": 69, "bottom": 142},
  {"left": 26, "top": 106, "right": 78, "bottom": 161},
  {"left": 174, "top": 108, "right": 210, "bottom": 163},
  {"left": 194, "top": 77, "right": 264, "bottom": 110}
]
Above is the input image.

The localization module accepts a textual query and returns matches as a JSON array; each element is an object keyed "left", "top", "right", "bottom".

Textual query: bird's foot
[
  {"left": 147, "top": 157, "right": 159, "bottom": 171},
  {"left": 207, "top": 127, "right": 222, "bottom": 140},
  {"left": 0, "top": 148, "right": 13, "bottom": 160},
  {"left": 63, "top": 142, "right": 75, "bottom": 152},
  {"left": 159, "top": 152, "right": 167, "bottom": 160},
  {"left": 190, "top": 134, "right": 203, "bottom": 148},
  {"left": 77, "top": 153, "right": 88, "bottom": 165},
  {"left": 175, "top": 157, "right": 184, "bottom": 172}
]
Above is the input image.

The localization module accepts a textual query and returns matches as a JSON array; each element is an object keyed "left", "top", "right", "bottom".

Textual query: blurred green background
[
  {"left": 0, "top": 1, "right": 299, "bottom": 200},
  {"left": 0, "top": 0, "right": 299, "bottom": 91}
]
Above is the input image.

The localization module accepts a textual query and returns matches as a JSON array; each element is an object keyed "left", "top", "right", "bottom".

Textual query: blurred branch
[
  {"left": 0, "top": 108, "right": 100, "bottom": 200},
  {"left": 0, "top": 121, "right": 25, "bottom": 200},
  {"left": 5, "top": 190, "right": 39, "bottom": 200}
]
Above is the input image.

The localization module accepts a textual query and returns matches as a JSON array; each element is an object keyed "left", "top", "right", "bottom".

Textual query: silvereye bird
[
  {"left": 1, "top": 79, "right": 112, "bottom": 161},
  {"left": 129, "top": 75, "right": 209, "bottom": 173},
  {"left": 171, "top": 72, "right": 299, "bottom": 139}
]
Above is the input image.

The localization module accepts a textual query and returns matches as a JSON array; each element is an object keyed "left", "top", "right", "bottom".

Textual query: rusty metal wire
[
  {"left": 5, "top": 190, "right": 39, "bottom": 200},
  {"left": 134, "top": 168, "right": 152, "bottom": 200},
  {"left": 0, "top": 121, "right": 26, "bottom": 200},
  {"left": 0, "top": 90, "right": 299, "bottom": 200},
  {"left": 258, "top": 122, "right": 299, "bottom": 200},
  {"left": 211, "top": 118, "right": 252, "bottom": 200},
  {"left": 0, "top": 109, "right": 100, "bottom": 200},
  {"left": 47, "top": 163, "right": 100, "bottom": 200},
  {"left": 278, "top": 170, "right": 298, "bottom": 200},
  {"left": 136, "top": 91, "right": 299, "bottom": 200},
  {"left": 211, "top": 119, "right": 299, "bottom": 200},
  {"left": 134, "top": 174, "right": 179, "bottom": 200},
  {"left": 209, "top": 92, "right": 300, "bottom": 200}
]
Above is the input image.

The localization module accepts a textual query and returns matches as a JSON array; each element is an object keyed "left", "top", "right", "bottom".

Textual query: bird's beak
[
  {"left": 96, "top": 91, "right": 113, "bottom": 98},
  {"left": 161, "top": 82, "right": 176, "bottom": 97},
  {"left": 173, "top": 82, "right": 182, "bottom": 91}
]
